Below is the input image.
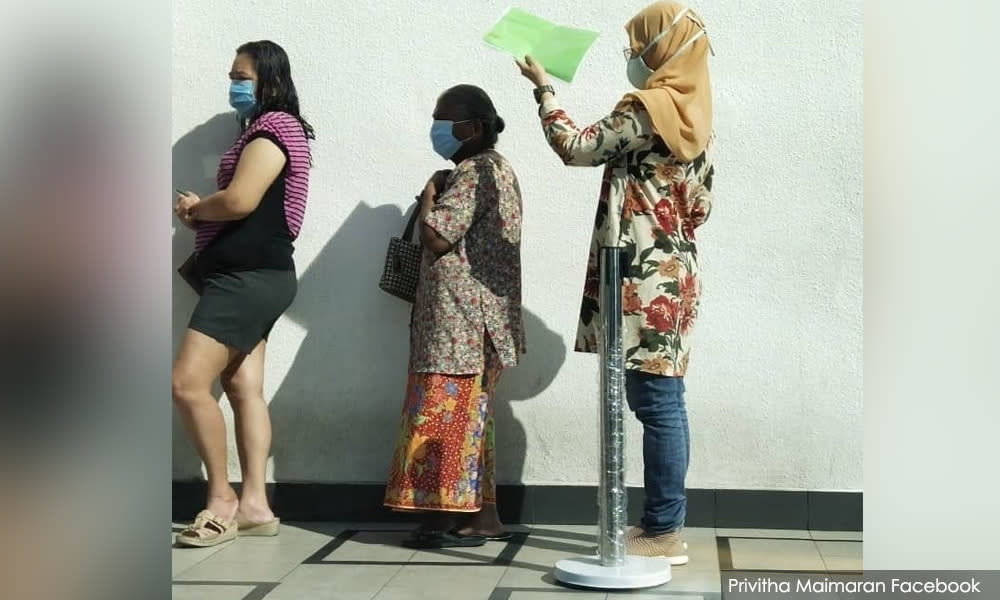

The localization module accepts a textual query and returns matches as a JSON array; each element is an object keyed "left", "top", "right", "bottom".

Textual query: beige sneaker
[
  {"left": 626, "top": 530, "right": 689, "bottom": 565},
  {"left": 625, "top": 526, "right": 645, "bottom": 540}
]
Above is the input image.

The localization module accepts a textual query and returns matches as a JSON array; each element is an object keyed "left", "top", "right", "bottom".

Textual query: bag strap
[{"left": 401, "top": 197, "right": 422, "bottom": 242}]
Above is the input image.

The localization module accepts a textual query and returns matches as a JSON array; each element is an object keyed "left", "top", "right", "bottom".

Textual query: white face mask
[{"left": 625, "top": 7, "right": 710, "bottom": 89}]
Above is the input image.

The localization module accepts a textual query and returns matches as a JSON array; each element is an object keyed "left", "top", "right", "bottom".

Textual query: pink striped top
[{"left": 195, "top": 111, "right": 311, "bottom": 252}]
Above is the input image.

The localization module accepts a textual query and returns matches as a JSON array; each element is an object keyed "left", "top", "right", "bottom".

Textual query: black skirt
[{"left": 188, "top": 269, "right": 297, "bottom": 355}]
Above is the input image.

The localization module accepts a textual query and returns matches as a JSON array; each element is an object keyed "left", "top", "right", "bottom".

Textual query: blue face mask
[
  {"left": 430, "top": 119, "right": 472, "bottom": 160},
  {"left": 229, "top": 80, "right": 257, "bottom": 119}
]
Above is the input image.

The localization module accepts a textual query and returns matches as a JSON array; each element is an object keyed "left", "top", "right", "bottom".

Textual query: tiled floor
[{"left": 172, "top": 523, "right": 862, "bottom": 599}]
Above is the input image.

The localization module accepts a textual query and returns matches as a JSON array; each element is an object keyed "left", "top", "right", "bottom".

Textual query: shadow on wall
[
  {"left": 171, "top": 112, "right": 241, "bottom": 478},
  {"left": 171, "top": 113, "right": 569, "bottom": 499}
]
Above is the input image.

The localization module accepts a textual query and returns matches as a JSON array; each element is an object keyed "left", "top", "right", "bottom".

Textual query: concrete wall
[{"left": 172, "top": 0, "right": 863, "bottom": 491}]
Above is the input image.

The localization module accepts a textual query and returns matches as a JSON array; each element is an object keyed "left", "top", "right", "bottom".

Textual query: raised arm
[
  {"left": 515, "top": 55, "right": 655, "bottom": 167},
  {"left": 539, "top": 97, "right": 654, "bottom": 167}
]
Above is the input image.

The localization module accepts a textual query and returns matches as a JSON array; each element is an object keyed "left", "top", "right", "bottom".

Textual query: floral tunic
[
  {"left": 539, "top": 96, "right": 715, "bottom": 377},
  {"left": 409, "top": 150, "right": 526, "bottom": 375}
]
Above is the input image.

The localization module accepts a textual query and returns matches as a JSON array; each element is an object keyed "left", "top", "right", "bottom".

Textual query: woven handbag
[{"left": 379, "top": 202, "right": 423, "bottom": 303}]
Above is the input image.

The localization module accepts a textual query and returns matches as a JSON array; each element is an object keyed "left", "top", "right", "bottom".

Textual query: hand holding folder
[{"left": 483, "top": 7, "right": 599, "bottom": 83}]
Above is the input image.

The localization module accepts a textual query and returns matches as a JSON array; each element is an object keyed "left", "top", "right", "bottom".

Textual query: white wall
[{"left": 172, "top": 0, "right": 863, "bottom": 491}]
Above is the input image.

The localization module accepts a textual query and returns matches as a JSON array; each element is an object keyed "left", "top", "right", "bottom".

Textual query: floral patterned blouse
[
  {"left": 538, "top": 96, "right": 715, "bottom": 377},
  {"left": 409, "top": 150, "right": 526, "bottom": 375}
]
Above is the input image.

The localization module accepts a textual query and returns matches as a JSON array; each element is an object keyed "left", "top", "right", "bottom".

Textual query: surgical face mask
[
  {"left": 430, "top": 119, "right": 472, "bottom": 160},
  {"left": 627, "top": 54, "right": 656, "bottom": 90},
  {"left": 229, "top": 80, "right": 257, "bottom": 119},
  {"left": 625, "top": 7, "right": 710, "bottom": 89}
]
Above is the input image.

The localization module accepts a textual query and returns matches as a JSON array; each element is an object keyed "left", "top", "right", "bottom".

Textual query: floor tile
[
  {"left": 171, "top": 583, "right": 257, "bottom": 600},
  {"left": 243, "top": 522, "right": 341, "bottom": 546},
  {"left": 728, "top": 538, "right": 826, "bottom": 571},
  {"left": 627, "top": 594, "right": 709, "bottom": 599},
  {"left": 374, "top": 588, "right": 492, "bottom": 600},
  {"left": 508, "top": 592, "right": 608, "bottom": 599},
  {"left": 529, "top": 525, "right": 598, "bottom": 538},
  {"left": 376, "top": 565, "right": 505, "bottom": 600},
  {"left": 262, "top": 564, "right": 403, "bottom": 599},
  {"left": 409, "top": 539, "right": 508, "bottom": 564},
  {"left": 680, "top": 535, "right": 722, "bottom": 569},
  {"left": 322, "top": 531, "right": 418, "bottom": 563},
  {"left": 822, "top": 555, "right": 863, "bottom": 572},
  {"left": 497, "top": 564, "right": 564, "bottom": 588},
  {"left": 678, "top": 527, "right": 718, "bottom": 539},
  {"left": 508, "top": 541, "right": 595, "bottom": 568},
  {"left": 811, "top": 530, "right": 863, "bottom": 541},
  {"left": 816, "top": 539, "right": 862, "bottom": 573},
  {"left": 265, "top": 593, "right": 375, "bottom": 600},
  {"left": 167, "top": 522, "right": 837, "bottom": 599},
  {"left": 172, "top": 544, "right": 229, "bottom": 577},
  {"left": 173, "top": 536, "right": 329, "bottom": 582},
  {"left": 331, "top": 522, "right": 422, "bottom": 531},
  {"left": 716, "top": 528, "right": 812, "bottom": 540},
  {"left": 815, "top": 541, "right": 862, "bottom": 558},
  {"left": 656, "top": 567, "right": 722, "bottom": 594}
]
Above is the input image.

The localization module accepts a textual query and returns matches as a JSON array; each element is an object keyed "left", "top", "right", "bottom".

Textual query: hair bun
[{"left": 494, "top": 116, "right": 506, "bottom": 133}]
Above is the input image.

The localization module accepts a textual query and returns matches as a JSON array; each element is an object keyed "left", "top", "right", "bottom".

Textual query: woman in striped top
[{"left": 173, "top": 40, "right": 314, "bottom": 547}]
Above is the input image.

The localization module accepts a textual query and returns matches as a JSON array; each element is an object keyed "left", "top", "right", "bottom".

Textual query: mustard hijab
[{"left": 622, "top": 1, "right": 713, "bottom": 162}]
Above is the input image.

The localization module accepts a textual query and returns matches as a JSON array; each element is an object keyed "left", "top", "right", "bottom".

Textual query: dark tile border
[
  {"left": 173, "top": 481, "right": 862, "bottom": 531},
  {"left": 715, "top": 490, "right": 809, "bottom": 529},
  {"left": 171, "top": 581, "right": 279, "bottom": 600},
  {"left": 808, "top": 491, "right": 862, "bottom": 531},
  {"left": 302, "top": 528, "right": 529, "bottom": 567}
]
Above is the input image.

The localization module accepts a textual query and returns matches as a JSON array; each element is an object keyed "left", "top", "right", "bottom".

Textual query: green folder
[{"left": 483, "top": 7, "right": 599, "bottom": 83}]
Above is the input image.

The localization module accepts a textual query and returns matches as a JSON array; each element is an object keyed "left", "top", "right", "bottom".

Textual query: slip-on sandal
[
  {"left": 451, "top": 530, "right": 513, "bottom": 542},
  {"left": 402, "top": 530, "right": 487, "bottom": 549},
  {"left": 176, "top": 510, "right": 237, "bottom": 548}
]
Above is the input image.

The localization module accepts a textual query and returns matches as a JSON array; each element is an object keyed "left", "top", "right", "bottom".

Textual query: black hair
[
  {"left": 441, "top": 84, "right": 505, "bottom": 149},
  {"left": 235, "top": 40, "right": 315, "bottom": 143}
]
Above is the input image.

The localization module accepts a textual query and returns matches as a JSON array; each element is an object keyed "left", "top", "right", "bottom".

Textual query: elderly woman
[
  {"left": 516, "top": 1, "right": 715, "bottom": 565},
  {"left": 384, "top": 84, "right": 526, "bottom": 549}
]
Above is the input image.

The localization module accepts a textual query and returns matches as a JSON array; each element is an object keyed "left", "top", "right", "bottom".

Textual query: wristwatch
[{"left": 533, "top": 85, "right": 555, "bottom": 104}]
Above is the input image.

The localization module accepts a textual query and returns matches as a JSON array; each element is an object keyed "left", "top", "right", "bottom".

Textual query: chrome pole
[{"left": 597, "top": 246, "right": 627, "bottom": 567}]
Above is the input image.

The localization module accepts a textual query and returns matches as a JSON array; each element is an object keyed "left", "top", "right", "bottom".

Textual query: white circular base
[{"left": 554, "top": 555, "right": 672, "bottom": 590}]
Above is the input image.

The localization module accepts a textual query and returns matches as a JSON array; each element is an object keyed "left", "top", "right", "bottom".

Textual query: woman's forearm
[
  {"left": 420, "top": 188, "right": 452, "bottom": 255},
  {"left": 192, "top": 190, "right": 249, "bottom": 222}
]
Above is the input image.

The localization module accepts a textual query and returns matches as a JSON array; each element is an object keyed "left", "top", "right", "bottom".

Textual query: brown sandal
[{"left": 175, "top": 510, "right": 237, "bottom": 548}]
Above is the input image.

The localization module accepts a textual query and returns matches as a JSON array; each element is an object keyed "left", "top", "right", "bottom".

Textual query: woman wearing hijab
[{"left": 516, "top": 1, "right": 714, "bottom": 564}]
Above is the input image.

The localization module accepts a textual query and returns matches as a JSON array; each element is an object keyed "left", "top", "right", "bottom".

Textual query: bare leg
[
  {"left": 454, "top": 504, "right": 504, "bottom": 537},
  {"left": 221, "top": 340, "right": 275, "bottom": 524},
  {"left": 172, "top": 329, "right": 241, "bottom": 521},
  {"left": 414, "top": 511, "right": 460, "bottom": 533}
]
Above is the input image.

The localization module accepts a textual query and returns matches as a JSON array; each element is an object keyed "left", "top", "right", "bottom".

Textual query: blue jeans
[{"left": 625, "top": 372, "right": 689, "bottom": 535}]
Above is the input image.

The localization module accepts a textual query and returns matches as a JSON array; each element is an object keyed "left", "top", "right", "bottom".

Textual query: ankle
[
  {"left": 208, "top": 491, "right": 239, "bottom": 504},
  {"left": 205, "top": 495, "right": 239, "bottom": 520}
]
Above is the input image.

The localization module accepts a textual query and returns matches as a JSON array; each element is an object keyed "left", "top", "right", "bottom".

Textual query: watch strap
[{"left": 533, "top": 85, "right": 555, "bottom": 104}]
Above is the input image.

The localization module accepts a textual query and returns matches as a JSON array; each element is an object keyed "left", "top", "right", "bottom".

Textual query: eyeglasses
[{"left": 623, "top": 9, "right": 715, "bottom": 63}]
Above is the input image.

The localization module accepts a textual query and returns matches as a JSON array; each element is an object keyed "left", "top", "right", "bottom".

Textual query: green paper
[{"left": 483, "top": 7, "right": 599, "bottom": 83}]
